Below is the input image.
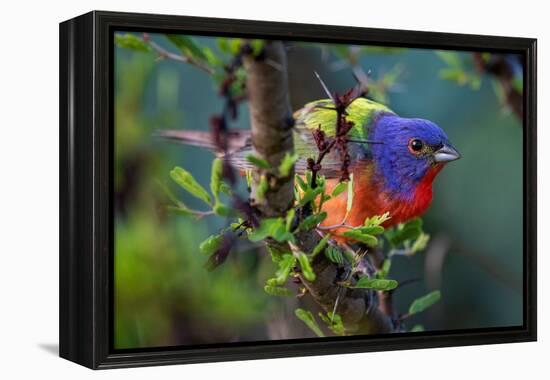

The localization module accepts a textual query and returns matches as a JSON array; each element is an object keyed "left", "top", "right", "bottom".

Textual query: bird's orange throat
[{"left": 319, "top": 164, "right": 444, "bottom": 241}]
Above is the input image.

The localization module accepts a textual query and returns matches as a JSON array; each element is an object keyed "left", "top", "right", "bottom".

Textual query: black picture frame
[{"left": 59, "top": 10, "right": 537, "bottom": 369}]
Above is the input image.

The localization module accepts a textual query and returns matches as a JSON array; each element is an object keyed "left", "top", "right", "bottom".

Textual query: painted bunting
[{"left": 160, "top": 97, "right": 460, "bottom": 240}]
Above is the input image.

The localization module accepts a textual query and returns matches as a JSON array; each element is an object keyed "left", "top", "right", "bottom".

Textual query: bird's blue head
[{"left": 369, "top": 114, "right": 460, "bottom": 199}]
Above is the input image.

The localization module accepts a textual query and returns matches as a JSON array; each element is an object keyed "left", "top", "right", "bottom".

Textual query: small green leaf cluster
[
  {"left": 165, "top": 34, "right": 220, "bottom": 67},
  {"left": 318, "top": 312, "right": 345, "bottom": 336},
  {"left": 213, "top": 38, "right": 265, "bottom": 98},
  {"left": 217, "top": 38, "right": 265, "bottom": 57},
  {"left": 366, "top": 65, "right": 404, "bottom": 104},
  {"left": 341, "top": 212, "right": 389, "bottom": 247},
  {"left": 114, "top": 33, "right": 150, "bottom": 52},
  {"left": 295, "top": 308, "right": 346, "bottom": 337},
  {"left": 245, "top": 152, "right": 299, "bottom": 200},
  {"left": 163, "top": 158, "right": 232, "bottom": 218},
  {"left": 248, "top": 217, "right": 295, "bottom": 243},
  {"left": 436, "top": 51, "right": 482, "bottom": 90},
  {"left": 264, "top": 254, "right": 295, "bottom": 296},
  {"left": 385, "top": 218, "right": 430, "bottom": 256},
  {"left": 295, "top": 308, "right": 325, "bottom": 337},
  {"left": 294, "top": 171, "right": 350, "bottom": 213}
]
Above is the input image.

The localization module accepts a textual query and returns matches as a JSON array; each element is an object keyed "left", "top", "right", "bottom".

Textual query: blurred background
[{"left": 114, "top": 34, "right": 523, "bottom": 349}]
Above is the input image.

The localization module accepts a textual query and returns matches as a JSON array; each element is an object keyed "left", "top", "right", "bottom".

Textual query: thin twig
[
  {"left": 314, "top": 71, "right": 336, "bottom": 104},
  {"left": 317, "top": 223, "right": 355, "bottom": 231},
  {"left": 143, "top": 33, "right": 214, "bottom": 75}
]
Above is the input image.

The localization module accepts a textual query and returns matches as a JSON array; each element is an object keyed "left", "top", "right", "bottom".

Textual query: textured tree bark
[
  {"left": 244, "top": 41, "right": 394, "bottom": 335},
  {"left": 244, "top": 41, "right": 295, "bottom": 217},
  {"left": 298, "top": 252, "right": 395, "bottom": 334}
]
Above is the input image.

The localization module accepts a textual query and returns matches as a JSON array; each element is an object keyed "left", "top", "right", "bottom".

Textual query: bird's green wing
[{"left": 292, "top": 97, "right": 394, "bottom": 176}]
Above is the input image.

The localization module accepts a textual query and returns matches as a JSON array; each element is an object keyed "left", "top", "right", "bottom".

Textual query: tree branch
[
  {"left": 473, "top": 53, "right": 523, "bottom": 122},
  {"left": 298, "top": 250, "right": 395, "bottom": 334},
  {"left": 142, "top": 33, "right": 214, "bottom": 75},
  {"left": 243, "top": 41, "right": 395, "bottom": 335},
  {"left": 244, "top": 42, "right": 294, "bottom": 217}
]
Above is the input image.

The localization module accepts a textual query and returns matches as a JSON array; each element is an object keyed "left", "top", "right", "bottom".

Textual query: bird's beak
[{"left": 433, "top": 144, "right": 461, "bottom": 163}]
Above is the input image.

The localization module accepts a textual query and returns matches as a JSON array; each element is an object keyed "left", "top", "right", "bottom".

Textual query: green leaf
[
  {"left": 298, "top": 187, "right": 324, "bottom": 207},
  {"left": 352, "top": 277, "right": 398, "bottom": 291},
  {"left": 470, "top": 75, "right": 482, "bottom": 90},
  {"left": 411, "top": 232, "right": 430, "bottom": 253},
  {"left": 248, "top": 218, "right": 294, "bottom": 243},
  {"left": 285, "top": 208, "right": 296, "bottom": 231},
  {"left": 267, "top": 245, "right": 286, "bottom": 263},
  {"left": 341, "top": 230, "right": 378, "bottom": 246},
  {"left": 331, "top": 181, "right": 348, "bottom": 197},
  {"left": 264, "top": 285, "right": 292, "bottom": 297},
  {"left": 219, "top": 182, "right": 232, "bottom": 195},
  {"left": 295, "top": 174, "right": 308, "bottom": 192},
  {"left": 165, "top": 34, "right": 208, "bottom": 61},
  {"left": 199, "top": 234, "right": 224, "bottom": 255},
  {"left": 278, "top": 152, "right": 299, "bottom": 177},
  {"left": 114, "top": 33, "right": 150, "bottom": 52},
  {"left": 410, "top": 324, "right": 425, "bottom": 332},
  {"left": 355, "top": 225, "right": 385, "bottom": 235},
  {"left": 210, "top": 158, "right": 223, "bottom": 201},
  {"left": 376, "top": 259, "right": 392, "bottom": 279},
  {"left": 274, "top": 254, "right": 296, "bottom": 285},
  {"left": 305, "top": 170, "right": 312, "bottom": 186},
  {"left": 273, "top": 229, "right": 295, "bottom": 243},
  {"left": 170, "top": 167, "right": 212, "bottom": 206},
  {"left": 295, "top": 308, "right": 325, "bottom": 337},
  {"left": 330, "top": 44, "right": 349, "bottom": 58},
  {"left": 436, "top": 51, "right": 462, "bottom": 67},
  {"left": 408, "top": 290, "right": 441, "bottom": 315},
  {"left": 311, "top": 234, "right": 331, "bottom": 257},
  {"left": 439, "top": 67, "right": 467, "bottom": 83},
  {"left": 250, "top": 39, "right": 265, "bottom": 56},
  {"left": 296, "top": 252, "right": 316, "bottom": 282},
  {"left": 230, "top": 39, "right": 243, "bottom": 54},
  {"left": 246, "top": 154, "right": 271, "bottom": 169},
  {"left": 298, "top": 212, "right": 327, "bottom": 232},
  {"left": 386, "top": 218, "right": 423, "bottom": 247},
  {"left": 364, "top": 212, "right": 391, "bottom": 227},
  {"left": 216, "top": 38, "right": 230, "bottom": 53},
  {"left": 256, "top": 175, "right": 269, "bottom": 200},
  {"left": 325, "top": 246, "right": 345, "bottom": 265},
  {"left": 213, "top": 202, "right": 231, "bottom": 216},
  {"left": 247, "top": 218, "right": 280, "bottom": 242},
  {"left": 318, "top": 312, "right": 345, "bottom": 336},
  {"left": 512, "top": 76, "right": 524, "bottom": 94},
  {"left": 202, "top": 46, "right": 223, "bottom": 66},
  {"left": 245, "top": 169, "right": 253, "bottom": 189}
]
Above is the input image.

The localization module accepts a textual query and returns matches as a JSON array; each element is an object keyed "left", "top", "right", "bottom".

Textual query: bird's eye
[{"left": 409, "top": 138, "right": 424, "bottom": 153}]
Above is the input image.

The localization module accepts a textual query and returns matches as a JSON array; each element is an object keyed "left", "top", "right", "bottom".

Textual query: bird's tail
[{"left": 155, "top": 129, "right": 252, "bottom": 155}]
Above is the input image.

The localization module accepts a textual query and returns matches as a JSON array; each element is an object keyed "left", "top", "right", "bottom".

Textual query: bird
[{"left": 159, "top": 97, "right": 460, "bottom": 240}]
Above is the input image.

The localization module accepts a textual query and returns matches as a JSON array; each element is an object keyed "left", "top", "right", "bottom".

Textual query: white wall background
[{"left": 0, "top": 0, "right": 546, "bottom": 378}]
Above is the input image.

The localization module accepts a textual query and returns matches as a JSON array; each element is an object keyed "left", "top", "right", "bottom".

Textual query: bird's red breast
[{"left": 319, "top": 164, "right": 444, "bottom": 242}]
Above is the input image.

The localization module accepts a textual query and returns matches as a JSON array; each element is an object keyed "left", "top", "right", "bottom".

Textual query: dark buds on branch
[
  {"left": 310, "top": 71, "right": 369, "bottom": 183},
  {"left": 204, "top": 233, "right": 236, "bottom": 271}
]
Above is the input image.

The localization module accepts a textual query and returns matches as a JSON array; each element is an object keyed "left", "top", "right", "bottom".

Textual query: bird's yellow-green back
[{"left": 292, "top": 97, "right": 394, "bottom": 160}]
